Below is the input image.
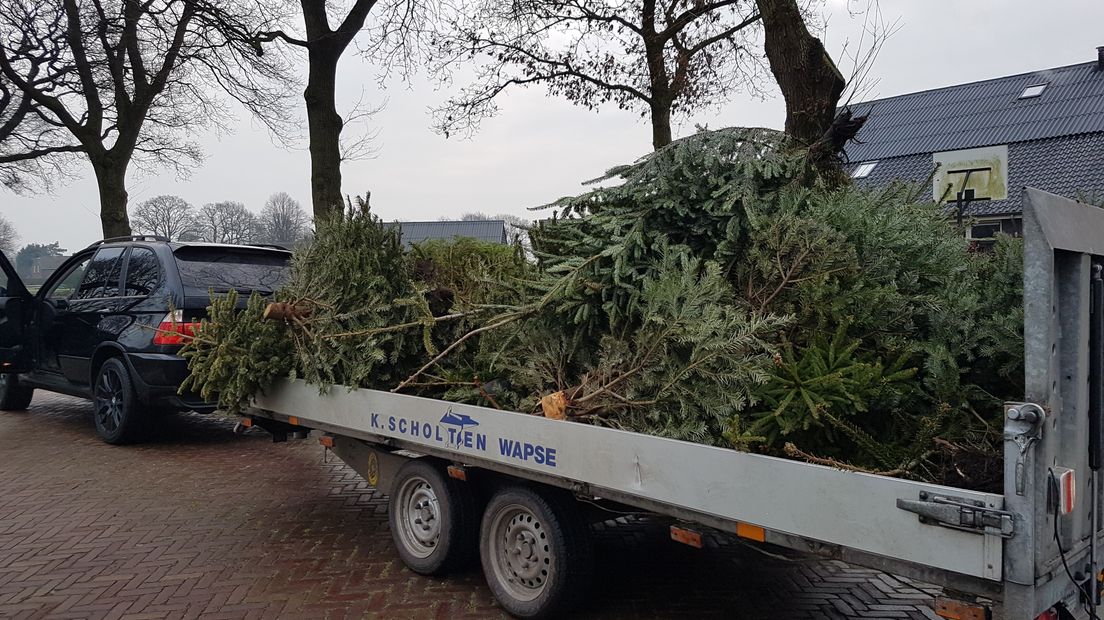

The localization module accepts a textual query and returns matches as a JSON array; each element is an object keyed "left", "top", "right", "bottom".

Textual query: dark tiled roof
[
  {"left": 852, "top": 132, "right": 1104, "bottom": 216},
  {"left": 387, "top": 220, "right": 508, "bottom": 246},
  {"left": 844, "top": 61, "right": 1104, "bottom": 162}
]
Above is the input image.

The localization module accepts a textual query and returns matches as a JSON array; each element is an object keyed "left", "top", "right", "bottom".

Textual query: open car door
[{"left": 0, "top": 251, "right": 31, "bottom": 372}]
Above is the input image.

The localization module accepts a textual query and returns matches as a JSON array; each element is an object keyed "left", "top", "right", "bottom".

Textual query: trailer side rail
[{"left": 253, "top": 379, "right": 1003, "bottom": 583}]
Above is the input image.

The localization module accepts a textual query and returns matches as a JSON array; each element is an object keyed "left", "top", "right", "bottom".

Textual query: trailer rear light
[
  {"left": 1034, "top": 609, "right": 1058, "bottom": 620},
  {"left": 1048, "top": 467, "right": 1076, "bottom": 515},
  {"left": 152, "top": 310, "right": 200, "bottom": 345},
  {"left": 1058, "top": 469, "right": 1076, "bottom": 515}
]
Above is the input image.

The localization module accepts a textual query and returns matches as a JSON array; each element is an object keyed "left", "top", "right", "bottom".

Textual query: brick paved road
[{"left": 0, "top": 393, "right": 946, "bottom": 620}]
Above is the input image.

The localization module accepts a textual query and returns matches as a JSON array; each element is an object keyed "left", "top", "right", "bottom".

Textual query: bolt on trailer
[{"left": 244, "top": 188, "right": 1104, "bottom": 619}]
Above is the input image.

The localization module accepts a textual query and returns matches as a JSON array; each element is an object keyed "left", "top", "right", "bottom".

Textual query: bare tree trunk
[
  {"left": 755, "top": 0, "right": 850, "bottom": 178},
  {"left": 649, "top": 103, "right": 673, "bottom": 150},
  {"left": 304, "top": 45, "right": 344, "bottom": 220},
  {"left": 92, "top": 157, "right": 131, "bottom": 238}
]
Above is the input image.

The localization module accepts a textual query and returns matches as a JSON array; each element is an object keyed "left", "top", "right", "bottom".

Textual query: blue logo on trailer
[
  {"left": 440, "top": 408, "right": 486, "bottom": 451},
  {"left": 440, "top": 409, "right": 479, "bottom": 432}
]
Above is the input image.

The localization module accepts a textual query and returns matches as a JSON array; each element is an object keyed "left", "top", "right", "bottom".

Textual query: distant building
[
  {"left": 844, "top": 47, "right": 1104, "bottom": 246},
  {"left": 25, "top": 255, "right": 69, "bottom": 285},
  {"left": 388, "top": 220, "right": 508, "bottom": 246}
]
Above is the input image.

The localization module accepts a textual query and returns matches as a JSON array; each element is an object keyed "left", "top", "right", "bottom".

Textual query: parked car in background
[{"left": 0, "top": 235, "right": 291, "bottom": 443}]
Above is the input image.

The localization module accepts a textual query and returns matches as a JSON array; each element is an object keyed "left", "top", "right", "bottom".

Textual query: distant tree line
[{"left": 130, "top": 192, "right": 311, "bottom": 246}]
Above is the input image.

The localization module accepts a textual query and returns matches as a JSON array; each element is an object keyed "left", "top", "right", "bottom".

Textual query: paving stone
[{"left": 0, "top": 393, "right": 949, "bottom": 619}]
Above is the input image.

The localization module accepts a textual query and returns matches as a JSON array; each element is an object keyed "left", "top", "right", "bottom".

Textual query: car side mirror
[{"left": 51, "top": 298, "right": 69, "bottom": 311}]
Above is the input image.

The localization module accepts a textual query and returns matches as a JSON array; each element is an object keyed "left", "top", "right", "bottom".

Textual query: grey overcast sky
[{"left": 2, "top": 0, "right": 1103, "bottom": 252}]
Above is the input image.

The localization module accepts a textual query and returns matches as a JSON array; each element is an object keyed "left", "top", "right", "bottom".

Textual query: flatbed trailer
[{"left": 245, "top": 189, "right": 1104, "bottom": 619}]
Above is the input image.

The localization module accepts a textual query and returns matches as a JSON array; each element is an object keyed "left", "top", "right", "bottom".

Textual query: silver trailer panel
[{"left": 255, "top": 379, "right": 1002, "bottom": 580}]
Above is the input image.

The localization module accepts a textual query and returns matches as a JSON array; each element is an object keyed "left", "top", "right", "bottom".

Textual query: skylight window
[
  {"left": 851, "top": 161, "right": 878, "bottom": 178},
  {"left": 1019, "top": 84, "right": 1047, "bottom": 99}
]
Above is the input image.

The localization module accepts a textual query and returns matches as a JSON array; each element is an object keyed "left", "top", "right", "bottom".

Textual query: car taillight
[{"left": 153, "top": 310, "right": 200, "bottom": 346}]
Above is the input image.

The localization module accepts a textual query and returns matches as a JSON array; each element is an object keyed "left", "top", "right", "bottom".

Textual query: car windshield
[{"left": 174, "top": 247, "right": 290, "bottom": 296}]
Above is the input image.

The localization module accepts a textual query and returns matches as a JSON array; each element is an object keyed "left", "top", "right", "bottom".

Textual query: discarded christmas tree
[{"left": 181, "top": 128, "right": 1022, "bottom": 488}]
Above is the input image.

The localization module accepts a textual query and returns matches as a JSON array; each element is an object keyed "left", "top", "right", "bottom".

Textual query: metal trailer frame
[{"left": 247, "top": 188, "right": 1104, "bottom": 619}]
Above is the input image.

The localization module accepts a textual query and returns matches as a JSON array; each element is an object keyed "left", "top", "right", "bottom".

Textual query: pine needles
[{"left": 181, "top": 127, "right": 1024, "bottom": 489}]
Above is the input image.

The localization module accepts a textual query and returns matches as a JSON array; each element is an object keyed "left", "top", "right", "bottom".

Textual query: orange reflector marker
[
  {"left": 446, "top": 465, "right": 467, "bottom": 481},
  {"left": 288, "top": 416, "right": 300, "bottom": 426},
  {"left": 319, "top": 435, "right": 334, "bottom": 448},
  {"left": 670, "top": 525, "right": 703, "bottom": 548},
  {"left": 934, "top": 597, "right": 988, "bottom": 620},
  {"left": 736, "top": 522, "right": 766, "bottom": 542},
  {"left": 240, "top": 417, "right": 253, "bottom": 428}
]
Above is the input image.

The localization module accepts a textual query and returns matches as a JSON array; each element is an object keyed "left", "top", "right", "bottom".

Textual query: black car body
[{"left": 0, "top": 235, "right": 290, "bottom": 443}]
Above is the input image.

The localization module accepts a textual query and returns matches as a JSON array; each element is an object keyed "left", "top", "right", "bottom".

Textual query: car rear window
[{"left": 174, "top": 247, "right": 290, "bottom": 296}]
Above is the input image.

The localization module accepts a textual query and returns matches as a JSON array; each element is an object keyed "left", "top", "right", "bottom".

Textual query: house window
[
  {"left": 968, "top": 223, "right": 1002, "bottom": 240},
  {"left": 965, "top": 218, "right": 1021, "bottom": 251},
  {"left": 1019, "top": 84, "right": 1047, "bottom": 99},
  {"left": 851, "top": 161, "right": 878, "bottom": 178}
]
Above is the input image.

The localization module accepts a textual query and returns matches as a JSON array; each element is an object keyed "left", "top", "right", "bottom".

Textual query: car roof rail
[{"left": 92, "top": 235, "right": 171, "bottom": 246}]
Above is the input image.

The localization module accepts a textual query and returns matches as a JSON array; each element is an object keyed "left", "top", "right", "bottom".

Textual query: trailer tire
[
  {"left": 389, "top": 459, "right": 477, "bottom": 576},
  {"left": 479, "top": 486, "right": 592, "bottom": 619}
]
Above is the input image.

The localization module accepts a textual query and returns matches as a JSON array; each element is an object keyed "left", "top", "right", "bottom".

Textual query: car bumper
[{"left": 125, "top": 352, "right": 215, "bottom": 412}]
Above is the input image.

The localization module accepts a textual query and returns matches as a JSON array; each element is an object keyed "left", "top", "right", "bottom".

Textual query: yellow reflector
[
  {"left": 736, "top": 522, "right": 766, "bottom": 542},
  {"left": 288, "top": 416, "right": 300, "bottom": 426}
]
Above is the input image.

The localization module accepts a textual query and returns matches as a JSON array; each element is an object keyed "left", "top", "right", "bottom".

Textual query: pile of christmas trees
[{"left": 181, "top": 128, "right": 1022, "bottom": 489}]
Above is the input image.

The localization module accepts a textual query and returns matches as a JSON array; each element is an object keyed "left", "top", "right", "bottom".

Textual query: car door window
[
  {"left": 124, "top": 248, "right": 161, "bottom": 296},
  {"left": 45, "top": 258, "right": 91, "bottom": 301},
  {"left": 75, "top": 248, "right": 124, "bottom": 300}
]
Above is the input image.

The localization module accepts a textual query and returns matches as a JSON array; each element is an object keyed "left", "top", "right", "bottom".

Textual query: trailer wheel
[
  {"left": 389, "top": 459, "right": 476, "bottom": 576},
  {"left": 479, "top": 486, "right": 592, "bottom": 619}
]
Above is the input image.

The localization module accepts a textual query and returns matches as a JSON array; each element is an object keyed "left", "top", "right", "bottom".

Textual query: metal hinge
[{"left": 897, "top": 492, "right": 1015, "bottom": 538}]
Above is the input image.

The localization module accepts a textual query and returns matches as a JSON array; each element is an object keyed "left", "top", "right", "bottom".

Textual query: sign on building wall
[{"left": 932, "top": 145, "right": 1009, "bottom": 202}]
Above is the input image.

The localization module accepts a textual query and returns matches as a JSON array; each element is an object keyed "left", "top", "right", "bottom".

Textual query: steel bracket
[
  {"left": 1005, "top": 402, "right": 1047, "bottom": 496},
  {"left": 897, "top": 492, "right": 1015, "bottom": 539}
]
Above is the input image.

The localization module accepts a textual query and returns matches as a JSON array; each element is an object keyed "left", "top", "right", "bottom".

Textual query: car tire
[
  {"left": 0, "top": 373, "right": 34, "bottom": 411},
  {"left": 92, "top": 358, "right": 147, "bottom": 444}
]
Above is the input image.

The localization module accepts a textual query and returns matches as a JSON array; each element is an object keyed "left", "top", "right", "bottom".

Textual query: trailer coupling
[{"left": 897, "top": 492, "right": 1015, "bottom": 538}]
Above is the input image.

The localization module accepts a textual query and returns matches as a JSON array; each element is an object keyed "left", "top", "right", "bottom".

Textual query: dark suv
[{"left": 0, "top": 236, "right": 290, "bottom": 443}]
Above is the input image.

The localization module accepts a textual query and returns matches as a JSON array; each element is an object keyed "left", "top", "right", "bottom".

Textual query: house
[
  {"left": 387, "top": 220, "right": 508, "bottom": 246},
  {"left": 24, "top": 255, "right": 69, "bottom": 285},
  {"left": 844, "top": 47, "right": 1104, "bottom": 245}
]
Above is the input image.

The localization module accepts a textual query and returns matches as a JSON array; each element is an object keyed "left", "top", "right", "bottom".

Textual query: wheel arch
[{"left": 89, "top": 343, "right": 129, "bottom": 386}]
